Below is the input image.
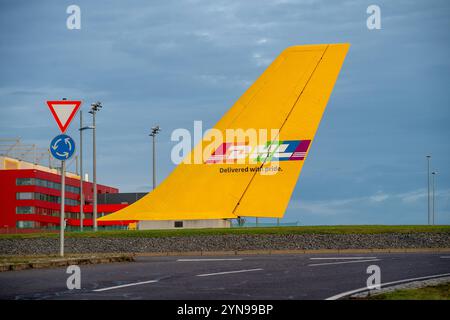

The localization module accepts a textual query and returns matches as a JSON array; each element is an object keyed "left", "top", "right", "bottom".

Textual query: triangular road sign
[{"left": 46, "top": 100, "right": 82, "bottom": 133}]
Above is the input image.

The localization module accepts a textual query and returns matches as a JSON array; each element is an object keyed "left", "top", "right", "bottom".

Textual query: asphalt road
[{"left": 0, "top": 253, "right": 449, "bottom": 300}]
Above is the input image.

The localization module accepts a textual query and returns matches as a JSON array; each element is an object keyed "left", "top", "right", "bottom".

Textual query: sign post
[
  {"left": 60, "top": 160, "right": 66, "bottom": 257},
  {"left": 47, "top": 100, "right": 81, "bottom": 257},
  {"left": 50, "top": 134, "right": 76, "bottom": 256}
]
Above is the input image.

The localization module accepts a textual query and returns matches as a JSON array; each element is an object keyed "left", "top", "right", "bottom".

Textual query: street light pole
[
  {"left": 426, "top": 155, "right": 431, "bottom": 225},
  {"left": 79, "top": 110, "right": 84, "bottom": 232},
  {"left": 432, "top": 171, "right": 437, "bottom": 225},
  {"left": 149, "top": 125, "right": 161, "bottom": 190},
  {"left": 89, "top": 102, "right": 102, "bottom": 232}
]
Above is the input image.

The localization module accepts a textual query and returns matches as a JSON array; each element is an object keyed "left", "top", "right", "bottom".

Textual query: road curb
[
  {"left": 0, "top": 255, "right": 134, "bottom": 272},
  {"left": 135, "top": 247, "right": 450, "bottom": 257},
  {"left": 2, "top": 248, "right": 448, "bottom": 271},
  {"left": 349, "top": 276, "right": 450, "bottom": 299}
]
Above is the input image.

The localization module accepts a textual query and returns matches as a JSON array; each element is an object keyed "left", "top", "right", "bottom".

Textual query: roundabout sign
[{"left": 50, "top": 134, "right": 76, "bottom": 161}]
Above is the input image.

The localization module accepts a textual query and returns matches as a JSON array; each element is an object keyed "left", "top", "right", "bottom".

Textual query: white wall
[{"left": 138, "top": 219, "right": 231, "bottom": 230}]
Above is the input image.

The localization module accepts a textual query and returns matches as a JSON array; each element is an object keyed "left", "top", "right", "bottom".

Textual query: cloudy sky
[{"left": 0, "top": 0, "right": 449, "bottom": 225}]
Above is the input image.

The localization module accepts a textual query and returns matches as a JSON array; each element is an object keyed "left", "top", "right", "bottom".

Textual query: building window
[
  {"left": 35, "top": 207, "right": 60, "bottom": 216},
  {"left": 16, "top": 178, "right": 33, "bottom": 185},
  {"left": 67, "top": 212, "right": 79, "bottom": 219},
  {"left": 16, "top": 192, "right": 79, "bottom": 206},
  {"left": 17, "top": 178, "right": 80, "bottom": 194},
  {"left": 34, "top": 193, "right": 59, "bottom": 203},
  {"left": 65, "top": 198, "right": 79, "bottom": 206},
  {"left": 16, "top": 206, "right": 35, "bottom": 214},
  {"left": 16, "top": 192, "right": 33, "bottom": 200},
  {"left": 16, "top": 221, "right": 36, "bottom": 229},
  {"left": 66, "top": 185, "right": 80, "bottom": 194},
  {"left": 35, "top": 193, "right": 79, "bottom": 206},
  {"left": 174, "top": 221, "right": 183, "bottom": 228}
]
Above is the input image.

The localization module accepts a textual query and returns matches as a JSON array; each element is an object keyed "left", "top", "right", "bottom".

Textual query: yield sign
[{"left": 46, "top": 100, "right": 82, "bottom": 133}]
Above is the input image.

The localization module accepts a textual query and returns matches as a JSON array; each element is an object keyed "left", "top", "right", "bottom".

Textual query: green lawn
[
  {"left": 368, "top": 282, "right": 450, "bottom": 300},
  {"left": 0, "top": 225, "right": 449, "bottom": 239}
]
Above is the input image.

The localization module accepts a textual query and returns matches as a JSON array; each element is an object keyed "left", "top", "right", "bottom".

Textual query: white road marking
[
  {"left": 325, "top": 272, "right": 450, "bottom": 300},
  {"left": 440, "top": 256, "right": 450, "bottom": 259},
  {"left": 177, "top": 258, "right": 243, "bottom": 262},
  {"left": 308, "top": 259, "right": 380, "bottom": 267},
  {"left": 196, "top": 268, "right": 263, "bottom": 277},
  {"left": 93, "top": 280, "right": 158, "bottom": 292},
  {"left": 310, "top": 257, "right": 377, "bottom": 260}
]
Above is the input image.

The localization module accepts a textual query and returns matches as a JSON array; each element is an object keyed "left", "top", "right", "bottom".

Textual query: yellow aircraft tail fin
[{"left": 99, "top": 43, "right": 349, "bottom": 221}]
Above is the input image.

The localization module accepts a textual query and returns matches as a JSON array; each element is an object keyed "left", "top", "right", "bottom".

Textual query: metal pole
[
  {"left": 277, "top": 218, "right": 280, "bottom": 226},
  {"left": 432, "top": 172, "right": 436, "bottom": 225},
  {"left": 60, "top": 160, "right": 66, "bottom": 257},
  {"left": 93, "top": 111, "right": 97, "bottom": 231},
  {"left": 79, "top": 111, "right": 84, "bottom": 232},
  {"left": 426, "top": 155, "right": 431, "bottom": 225},
  {"left": 152, "top": 134, "right": 156, "bottom": 190},
  {"left": 149, "top": 126, "right": 160, "bottom": 190}
]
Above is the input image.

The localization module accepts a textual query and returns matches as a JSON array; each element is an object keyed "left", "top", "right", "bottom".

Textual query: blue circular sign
[{"left": 50, "top": 134, "right": 76, "bottom": 161}]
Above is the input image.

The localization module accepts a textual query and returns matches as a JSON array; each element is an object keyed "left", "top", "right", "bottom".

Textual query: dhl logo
[{"left": 206, "top": 140, "right": 311, "bottom": 164}]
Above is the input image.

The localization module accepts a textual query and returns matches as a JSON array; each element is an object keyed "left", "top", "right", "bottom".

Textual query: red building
[{"left": 0, "top": 156, "right": 131, "bottom": 231}]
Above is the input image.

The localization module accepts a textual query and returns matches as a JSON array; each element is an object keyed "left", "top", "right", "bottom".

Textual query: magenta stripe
[{"left": 289, "top": 140, "right": 311, "bottom": 160}]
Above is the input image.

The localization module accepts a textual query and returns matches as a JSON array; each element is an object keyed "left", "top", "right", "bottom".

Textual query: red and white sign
[{"left": 46, "top": 100, "right": 82, "bottom": 133}]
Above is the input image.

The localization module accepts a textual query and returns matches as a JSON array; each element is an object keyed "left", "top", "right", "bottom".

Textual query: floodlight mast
[
  {"left": 149, "top": 125, "right": 161, "bottom": 190},
  {"left": 89, "top": 102, "right": 102, "bottom": 231},
  {"left": 79, "top": 110, "right": 95, "bottom": 232}
]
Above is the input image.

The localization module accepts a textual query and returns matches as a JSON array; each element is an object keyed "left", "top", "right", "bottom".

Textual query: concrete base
[{"left": 138, "top": 219, "right": 231, "bottom": 230}]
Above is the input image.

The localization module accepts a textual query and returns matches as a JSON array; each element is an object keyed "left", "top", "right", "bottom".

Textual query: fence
[{"left": 231, "top": 221, "right": 299, "bottom": 228}]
